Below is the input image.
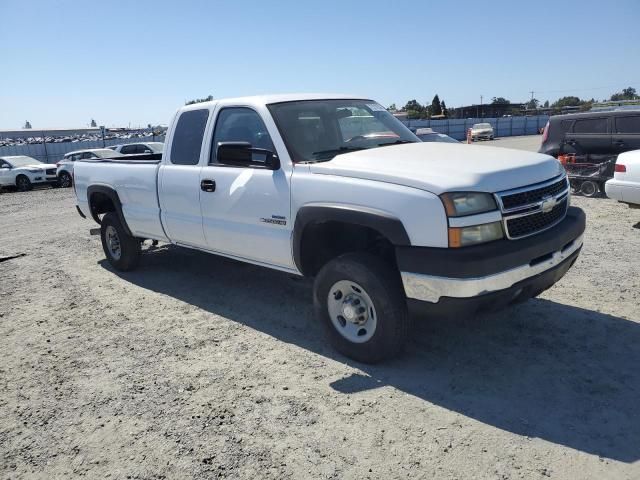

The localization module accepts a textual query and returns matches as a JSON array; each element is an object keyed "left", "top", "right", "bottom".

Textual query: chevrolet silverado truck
[{"left": 74, "top": 94, "right": 586, "bottom": 363}]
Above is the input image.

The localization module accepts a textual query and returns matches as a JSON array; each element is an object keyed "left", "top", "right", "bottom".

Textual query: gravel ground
[
  {"left": 1, "top": 187, "right": 639, "bottom": 479},
  {"left": 474, "top": 135, "right": 543, "bottom": 152}
]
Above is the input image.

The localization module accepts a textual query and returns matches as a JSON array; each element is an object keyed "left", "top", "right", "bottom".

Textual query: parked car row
[
  {"left": 0, "top": 142, "right": 164, "bottom": 192},
  {"left": 0, "top": 131, "right": 166, "bottom": 148}
]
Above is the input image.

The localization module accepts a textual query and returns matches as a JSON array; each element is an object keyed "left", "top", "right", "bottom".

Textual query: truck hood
[{"left": 308, "top": 142, "right": 563, "bottom": 194}]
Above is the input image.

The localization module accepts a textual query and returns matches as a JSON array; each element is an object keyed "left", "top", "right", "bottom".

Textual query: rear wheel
[
  {"left": 314, "top": 252, "right": 410, "bottom": 363},
  {"left": 100, "top": 212, "right": 141, "bottom": 271},
  {"left": 580, "top": 180, "right": 598, "bottom": 197},
  {"left": 59, "top": 171, "right": 72, "bottom": 188},
  {"left": 16, "top": 175, "right": 32, "bottom": 192}
]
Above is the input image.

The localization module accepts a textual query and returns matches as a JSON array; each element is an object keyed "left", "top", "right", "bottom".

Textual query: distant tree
[
  {"left": 551, "top": 96, "right": 582, "bottom": 108},
  {"left": 430, "top": 94, "right": 442, "bottom": 116},
  {"left": 440, "top": 100, "right": 448, "bottom": 117},
  {"left": 610, "top": 87, "right": 639, "bottom": 101},
  {"left": 185, "top": 95, "right": 214, "bottom": 105},
  {"left": 491, "top": 97, "right": 510, "bottom": 105},
  {"left": 543, "top": 100, "right": 550, "bottom": 108},
  {"left": 24, "top": 120, "right": 32, "bottom": 129},
  {"left": 90, "top": 119, "right": 97, "bottom": 127},
  {"left": 403, "top": 99, "right": 427, "bottom": 119},
  {"left": 387, "top": 103, "right": 397, "bottom": 111},
  {"left": 526, "top": 98, "right": 540, "bottom": 110}
]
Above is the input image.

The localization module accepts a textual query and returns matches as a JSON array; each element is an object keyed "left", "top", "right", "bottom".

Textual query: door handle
[
  {"left": 200, "top": 179, "right": 216, "bottom": 192},
  {"left": 613, "top": 140, "right": 625, "bottom": 146},
  {"left": 565, "top": 139, "right": 576, "bottom": 145}
]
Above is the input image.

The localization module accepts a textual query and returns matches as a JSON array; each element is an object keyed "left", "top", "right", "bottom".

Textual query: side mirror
[{"left": 216, "top": 142, "right": 280, "bottom": 170}]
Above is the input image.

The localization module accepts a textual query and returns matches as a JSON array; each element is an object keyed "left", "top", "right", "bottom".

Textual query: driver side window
[{"left": 210, "top": 107, "right": 275, "bottom": 165}]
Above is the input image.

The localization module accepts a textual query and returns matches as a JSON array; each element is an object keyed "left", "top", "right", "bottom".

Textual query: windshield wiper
[{"left": 377, "top": 140, "right": 415, "bottom": 147}]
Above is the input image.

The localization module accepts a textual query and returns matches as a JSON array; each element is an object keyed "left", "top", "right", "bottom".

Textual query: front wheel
[
  {"left": 16, "top": 175, "right": 32, "bottom": 192},
  {"left": 59, "top": 171, "right": 72, "bottom": 188},
  {"left": 100, "top": 212, "right": 141, "bottom": 271},
  {"left": 313, "top": 253, "right": 410, "bottom": 363}
]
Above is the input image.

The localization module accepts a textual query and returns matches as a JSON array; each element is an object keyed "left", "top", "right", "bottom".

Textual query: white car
[
  {"left": 107, "top": 142, "right": 164, "bottom": 155},
  {"left": 605, "top": 150, "right": 640, "bottom": 208},
  {"left": 74, "top": 93, "right": 585, "bottom": 363},
  {"left": 0, "top": 155, "right": 58, "bottom": 191},
  {"left": 471, "top": 123, "right": 495, "bottom": 141},
  {"left": 57, "top": 148, "right": 120, "bottom": 188}
]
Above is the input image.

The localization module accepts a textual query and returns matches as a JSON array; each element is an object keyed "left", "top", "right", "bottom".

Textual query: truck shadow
[{"left": 101, "top": 244, "right": 640, "bottom": 463}]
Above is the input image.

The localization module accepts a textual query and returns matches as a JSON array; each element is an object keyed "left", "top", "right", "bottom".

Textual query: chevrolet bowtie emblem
[{"left": 540, "top": 196, "right": 557, "bottom": 213}]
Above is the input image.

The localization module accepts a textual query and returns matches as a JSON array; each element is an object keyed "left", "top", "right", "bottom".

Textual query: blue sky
[{"left": 1, "top": 0, "right": 639, "bottom": 129}]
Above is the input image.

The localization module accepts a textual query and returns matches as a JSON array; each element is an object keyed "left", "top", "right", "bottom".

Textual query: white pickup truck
[{"left": 74, "top": 94, "right": 585, "bottom": 363}]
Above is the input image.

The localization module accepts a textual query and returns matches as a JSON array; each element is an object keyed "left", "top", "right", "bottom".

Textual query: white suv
[{"left": 0, "top": 155, "right": 58, "bottom": 191}]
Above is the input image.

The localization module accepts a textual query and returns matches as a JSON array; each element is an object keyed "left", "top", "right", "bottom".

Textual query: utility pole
[{"left": 480, "top": 95, "right": 483, "bottom": 117}]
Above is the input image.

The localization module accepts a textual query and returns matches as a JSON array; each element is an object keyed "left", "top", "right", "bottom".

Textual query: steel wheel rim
[
  {"left": 581, "top": 182, "right": 596, "bottom": 196},
  {"left": 105, "top": 225, "right": 122, "bottom": 260},
  {"left": 327, "top": 280, "right": 377, "bottom": 343}
]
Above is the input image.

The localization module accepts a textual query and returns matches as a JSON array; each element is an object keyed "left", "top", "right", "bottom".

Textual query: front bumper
[{"left": 398, "top": 206, "right": 586, "bottom": 306}]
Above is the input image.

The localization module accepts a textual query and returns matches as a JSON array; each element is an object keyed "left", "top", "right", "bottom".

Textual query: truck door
[
  {"left": 561, "top": 116, "right": 611, "bottom": 159},
  {"left": 158, "top": 108, "right": 209, "bottom": 248},
  {"left": 612, "top": 114, "right": 640, "bottom": 154},
  {"left": 199, "top": 107, "right": 294, "bottom": 269}
]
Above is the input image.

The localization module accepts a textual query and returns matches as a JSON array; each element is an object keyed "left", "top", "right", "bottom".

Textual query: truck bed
[{"left": 74, "top": 154, "right": 167, "bottom": 241}]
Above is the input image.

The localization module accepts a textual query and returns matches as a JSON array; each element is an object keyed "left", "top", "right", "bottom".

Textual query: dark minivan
[{"left": 539, "top": 110, "right": 640, "bottom": 159}]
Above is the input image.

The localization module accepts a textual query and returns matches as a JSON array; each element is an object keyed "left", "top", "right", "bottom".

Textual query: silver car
[{"left": 470, "top": 123, "right": 495, "bottom": 141}]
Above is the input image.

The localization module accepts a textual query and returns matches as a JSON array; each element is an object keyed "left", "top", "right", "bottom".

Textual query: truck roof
[{"left": 179, "top": 93, "right": 370, "bottom": 112}]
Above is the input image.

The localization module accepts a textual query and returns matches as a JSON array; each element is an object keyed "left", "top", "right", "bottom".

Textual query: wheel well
[
  {"left": 298, "top": 221, "right": 397, "bottom": 277},
  {"left": 89, "top": 191, "right": 116, "bottom": 222}
]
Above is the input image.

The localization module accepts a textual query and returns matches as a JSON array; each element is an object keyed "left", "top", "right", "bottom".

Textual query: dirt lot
[{"left": 1, "top": 187, "right": 639, "bottom": 479}]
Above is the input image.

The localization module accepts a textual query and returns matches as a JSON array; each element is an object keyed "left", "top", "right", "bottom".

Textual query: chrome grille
[
  {"left": 496, "top": 175, "right": 570, "bottom": 239},
  {"left": 500, "top": 177, "right": 567, "bottom": 210}
]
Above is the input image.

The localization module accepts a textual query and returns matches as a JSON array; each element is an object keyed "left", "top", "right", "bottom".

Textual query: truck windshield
[{"left": 268, "top": 99, "right": 419, "bottom": 162}]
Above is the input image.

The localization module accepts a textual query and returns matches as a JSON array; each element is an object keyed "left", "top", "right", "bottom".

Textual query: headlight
[
  {"left": 448, "top": 221, "right": 504, "bottom": 247},
  {"left": 440, "top": 192, "right": 497, "bottom": 217},
  {"left": 28, "top": 169, "right": 44, "bottom": 173}
]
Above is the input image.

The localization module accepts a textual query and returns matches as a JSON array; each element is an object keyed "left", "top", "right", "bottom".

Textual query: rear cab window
[{"left": 170, "top": 109, "right": 210, "bottom": 165}]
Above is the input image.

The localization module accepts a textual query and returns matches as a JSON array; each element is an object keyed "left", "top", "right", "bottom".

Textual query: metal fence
[
  {"left": 0, "top": 114, "right": 550, "bottom": 163},
  {"left": 402, "top": 115, "right": 549, "bottom": 141},
  {"left": 0, "top": 134, "right": 166, "bottom": 164}
]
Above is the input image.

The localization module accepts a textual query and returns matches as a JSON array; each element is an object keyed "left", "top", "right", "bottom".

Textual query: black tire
[
  {"left": 313, "top": 252, "right": 410, "bottom": 363},
  {"left": 598, "top": 182, "right": 607, "bottom": 194},
  {"left": 580, "top": 180, "right": 598, "bottom": 197},
  {"left": 59, "top": 171, "right": 72, "bottom": 188},
  {"left": 16, "top": 175, "right": 32, "bottom": 192},
  {"left": 100, "top": 212, "right": 141, "bottom": 271}
]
